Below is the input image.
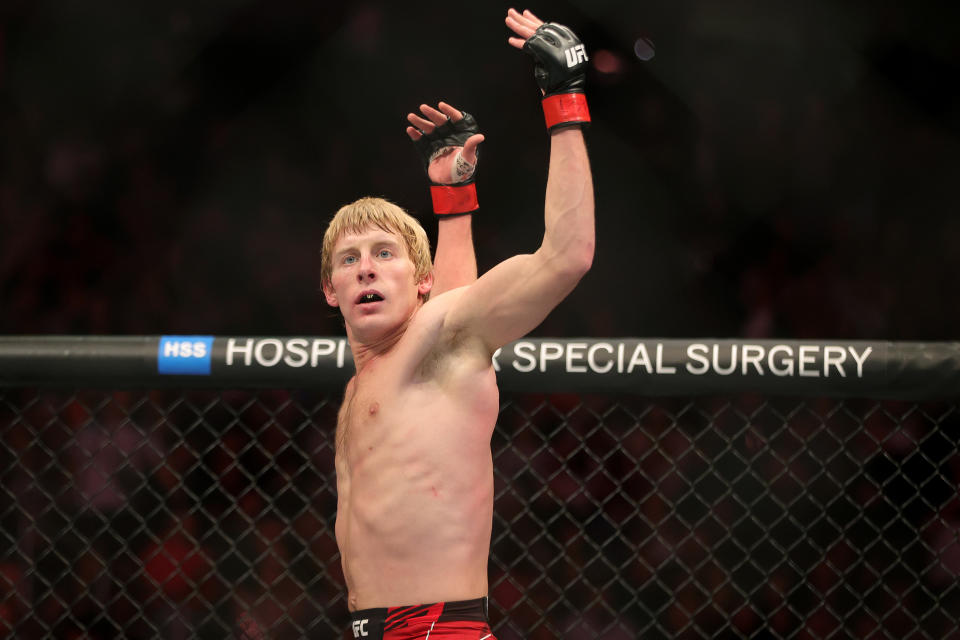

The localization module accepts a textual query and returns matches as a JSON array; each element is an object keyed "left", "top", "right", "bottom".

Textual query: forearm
[
  {"left": 433, "top": 215, "right": 478, "bottom": 294},
  {"left": 541, "top": 127, "right": 595, "bottom": 271}
]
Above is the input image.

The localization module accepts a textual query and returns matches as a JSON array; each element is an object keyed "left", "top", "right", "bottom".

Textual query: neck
[{"left": 346, "top": 308, "right": 417, "bottom": 373}]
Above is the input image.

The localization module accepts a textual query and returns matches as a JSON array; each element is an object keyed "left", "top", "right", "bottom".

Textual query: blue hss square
[{"left": 158, "top": 336, "right": 215, "bottom": 375}]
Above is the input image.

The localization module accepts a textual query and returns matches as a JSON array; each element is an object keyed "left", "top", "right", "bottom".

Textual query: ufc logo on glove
[{"left": 564, "top": 44, "right": 587, "bottom": 67}]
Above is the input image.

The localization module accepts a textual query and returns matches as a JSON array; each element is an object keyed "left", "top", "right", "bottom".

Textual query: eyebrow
[{"left": 334, "top": 236, "right": 401, "bottom": 259}]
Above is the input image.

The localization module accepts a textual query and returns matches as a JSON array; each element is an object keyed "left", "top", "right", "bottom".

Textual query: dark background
[{"left": 2, "top": 0, "right": 958, "bottom": 340}]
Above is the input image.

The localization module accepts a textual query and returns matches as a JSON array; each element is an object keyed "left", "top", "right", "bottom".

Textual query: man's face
[{"left": 322, "top": 226, "right": 432, "bottom": 342}]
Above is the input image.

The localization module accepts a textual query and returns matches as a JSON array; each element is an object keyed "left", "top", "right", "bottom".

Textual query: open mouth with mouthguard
[{"left": 356, "top": 291, "right": 384, "bottom": 304}]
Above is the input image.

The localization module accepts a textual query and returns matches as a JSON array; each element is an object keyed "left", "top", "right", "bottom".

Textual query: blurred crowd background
[{"left": 2, "top": 0, "right": 958, "bottom": 339}]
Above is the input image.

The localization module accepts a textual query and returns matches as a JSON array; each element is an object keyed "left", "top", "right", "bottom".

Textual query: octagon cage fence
[{"left": 1, "top": 336, "right": 959, "bottom": 639}]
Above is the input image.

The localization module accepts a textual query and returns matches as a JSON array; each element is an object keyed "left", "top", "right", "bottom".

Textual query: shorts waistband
[{"left": 349, "top": 597, "right": 488, "bottom": 638}]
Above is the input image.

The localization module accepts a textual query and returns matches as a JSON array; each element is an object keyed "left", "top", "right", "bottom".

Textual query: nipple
[{"left": 369, "top": 402, "right": 379, "bottom": 416}]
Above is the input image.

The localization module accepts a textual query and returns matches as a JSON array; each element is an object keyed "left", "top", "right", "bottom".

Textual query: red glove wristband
[
  {"left": 430, "top": 183, "right": 479, "bottom": 216},
  {"left": 542, "top": 93, "right": 591, "bottom": 131}
]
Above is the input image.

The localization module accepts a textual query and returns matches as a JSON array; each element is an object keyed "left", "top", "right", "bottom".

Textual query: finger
[
  {"left": 437, "top": 102, "right": 463, "bottom": 122},
  {"left": 461, "top": 133, "right": 484, "bottom": 164},
  {"left": 507, "top": 36, "right": 526, "bottom": 49},
  {"left": 406, "top": 126, "right": 422, "bottom": 141},
  {"left": 522, "top": 9, "right": 543, "bottom": 26},
  {"left": 505, "top": 10, "right": 537, "bottom": 39},
  {"left": 505, "top": 17, "right": 534, "bottom": 38},
  {"left": 407, "top": 113, "right": 435, "bottom": 132},
  {"left": 419, "top": 104, "right": 449, "bottom": 128},
  {"left": 507, "top": 8, "right": 539, "bottom": 32}
]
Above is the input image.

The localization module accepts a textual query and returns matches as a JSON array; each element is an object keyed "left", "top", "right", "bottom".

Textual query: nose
[{"left": 356, "top": 254, "right": 376, "bottom": 282}]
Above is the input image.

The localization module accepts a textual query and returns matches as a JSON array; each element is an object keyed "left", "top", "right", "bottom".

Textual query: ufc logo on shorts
[
  {"left": 564, "top": 44, "right": 588, "bottom": 68},
  {"left": 352, "top": 619, "right": 369, "bottom": 638}
]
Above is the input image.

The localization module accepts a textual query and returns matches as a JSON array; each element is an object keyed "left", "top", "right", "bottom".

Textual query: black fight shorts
[{"left": 349, "top": 597, "right": 497, "bottom": 639}]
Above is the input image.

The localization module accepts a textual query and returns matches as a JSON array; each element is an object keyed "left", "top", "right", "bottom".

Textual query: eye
[
  {"left": 378, "top": 249, "right": 393, "bottom": 259},
  {"left": 342, "top": 255, "right": 357, "bottom": 265}
]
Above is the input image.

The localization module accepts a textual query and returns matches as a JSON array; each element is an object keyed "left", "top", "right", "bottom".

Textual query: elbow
[
  {"left": 554, "top": 237, "right": 594, "bottom": 284},
  {"left": 569, "top": 235, "right": 594, "bottom": 278},
  {"left": 576, "top": 238, "right": 595, "bottom": 275}
]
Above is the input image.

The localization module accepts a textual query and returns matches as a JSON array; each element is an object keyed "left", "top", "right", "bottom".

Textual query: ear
[
  {"left": 322, "top": 280, "right": 340, "bottom": 307},
  {"left": 417, "top": 271, "right": 434, "bottom": 298}
]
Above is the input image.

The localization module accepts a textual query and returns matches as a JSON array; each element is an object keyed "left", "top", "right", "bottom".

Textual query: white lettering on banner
[
  {"left": 823, "top": 345, "right": 846, "bottom": 377},
  {"left": 163, "top": 340, "right": 207, "bottom": 358},
  {"left": 226, "top": 338, "right": 347, "bottom": 368},
  {"left": 848, "top": 346, "right": 872, "bottom": 377},
  {"left": 540, "top": 342, "right": 564, "bottom": 372},
  {"left": 627, "top": 343, "right": 652, "bottom": 374},
  {"left": 798, "top": 345, "right": 819, "bottom": 377},
  {"left": 255, "top": 339, "right": 283, "bottom": 367},
  {"left": 495, "top": 341, "right": 875, "bottom": 378},
  {"left": 502, "top": 341, "right": 873, "bottom": 378},
  {"left": 768, "top": 345, "right": 794, "bottom": 376},
  {"left": 216, "top": 340, "right": 876, "bottom": 375},
  {"left": 566, "top": 342, "right": 588, "bottom": 373},
  {"left": 741, "top": 344, "right": 764, "bottom": 375},
  {"left": 285, "top": 338, "right": 308, "bottom": 367},
  {"left": 311, "top": 339, "right": 337, "bottom": 367},
  {"left": 686, "top": 344, "right": 710, "bottom": 375},
  {"left": 588, "top": 343, "right": 614, "bottom": 373},
  {"left": 226, "top": 338, "right": 253, "bottom": 366},
  {"left": 713, "top": 345, "right": 737, "bottom": 375},
  {"left": 512, "top": 341, "right": 537, "bottom": 373},
  {"left": 655, "top": 343, "right": 676, "bottom": 374}
]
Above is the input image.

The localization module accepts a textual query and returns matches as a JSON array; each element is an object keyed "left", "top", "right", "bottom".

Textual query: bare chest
[
  {"left": 337, "top": 379, "right": 380, "bottom": 460},
  {"left": 336, "top": 361, "right": 420, "bottom": 462}
]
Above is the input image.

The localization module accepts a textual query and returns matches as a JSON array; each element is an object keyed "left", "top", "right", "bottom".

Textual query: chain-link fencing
[{"left": 2, "top": 388, "right": 958, "bottom": 638}]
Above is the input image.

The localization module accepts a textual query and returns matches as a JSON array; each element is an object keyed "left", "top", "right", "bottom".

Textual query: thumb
[{"left": 461, "top": 134, "right": 485, "bottom": 165}]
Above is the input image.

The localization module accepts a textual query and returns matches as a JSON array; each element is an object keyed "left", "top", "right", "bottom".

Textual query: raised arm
[
  {"left": 444, "top": 9, "right": 594, "bottom": 351},
  {"left": 406, "top": 102, "right": 484, "bottom": 295},
  {"left": 433, "top": 211, "right": 477, "bottom": 294}
]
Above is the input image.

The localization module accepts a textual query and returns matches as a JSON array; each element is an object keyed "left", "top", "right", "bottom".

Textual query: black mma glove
[
  {"left": 522, "top": 23, "right": 591, "bottom": 131},
  {"left": 412, "top": 112, "right": 481, "bottom": 217}
]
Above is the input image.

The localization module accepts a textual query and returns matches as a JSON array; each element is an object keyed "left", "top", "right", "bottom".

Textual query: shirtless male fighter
[{"left": 320, "top": 9, "right": 594, "bottom": 638}]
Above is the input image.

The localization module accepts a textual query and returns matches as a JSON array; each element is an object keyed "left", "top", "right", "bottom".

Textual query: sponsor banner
[
  {"left": 204, "top": 337, "right": 959, "bottom": 398},
  {"left": 2, "top": 336, "right": 959, "bottom": 398}
]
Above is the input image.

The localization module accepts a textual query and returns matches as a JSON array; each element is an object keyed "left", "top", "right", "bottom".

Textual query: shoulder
[
  {"left": 410, "top": 286, "right": 470, "bottom": 334},
  {"left": 399, "top": 287, "right": 492, "bottom": 371}
]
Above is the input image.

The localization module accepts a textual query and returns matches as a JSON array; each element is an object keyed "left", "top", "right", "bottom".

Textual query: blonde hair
[{"left": 320, "top": 196, "right": 432, "bottom": 287}]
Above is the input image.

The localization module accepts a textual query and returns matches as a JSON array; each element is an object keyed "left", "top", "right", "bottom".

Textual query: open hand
[
  {"left": 407, "top": 102, "right": 484, "bottom": 184},
  {"left": 505, "top": 8, "right": 544, "bottom": 49}
]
